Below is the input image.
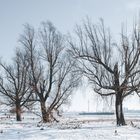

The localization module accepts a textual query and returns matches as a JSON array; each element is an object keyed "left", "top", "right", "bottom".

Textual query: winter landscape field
[
  {"left": 0, "top": 112, "right": 140, "bottom": 140},
  {"left": 1, "top": 0, "right": 140, "bottom": 140}
]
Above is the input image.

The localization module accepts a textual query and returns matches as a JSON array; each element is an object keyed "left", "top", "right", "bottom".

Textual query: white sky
[
  {"left": 0, "top": 0, "right": 140, "bottom": 59},
  {"left": 0, "top": 0, "right": 140, "bottom": 111}
]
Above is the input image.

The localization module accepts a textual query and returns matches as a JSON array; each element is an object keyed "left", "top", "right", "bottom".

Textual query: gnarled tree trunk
[
  {"left": 40, "top": 100, "right": 50, "bottom": 123},
  {"left": 115, "top": 93, "right": 125, "bottom": 126}
]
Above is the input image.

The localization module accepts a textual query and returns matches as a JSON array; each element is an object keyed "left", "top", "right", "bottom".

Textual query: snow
[{"left": 0, "top": 112, "right": 140, "bottom": 140}]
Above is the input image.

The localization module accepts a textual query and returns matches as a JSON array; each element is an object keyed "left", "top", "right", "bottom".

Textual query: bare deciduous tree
[
  {"left": 19, "top": 22, "right": 79, "bottom": 123},
  {"left": 69, "top": 19, "right": 140, "bottom": 126},
  {"left": 0, "top": 49, "right": 32, "bottom": 121}
]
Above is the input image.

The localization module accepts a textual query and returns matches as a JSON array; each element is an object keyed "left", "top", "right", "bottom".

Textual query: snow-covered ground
[{"left": 0, "top": 112, "right": 140, "bottom": 140}]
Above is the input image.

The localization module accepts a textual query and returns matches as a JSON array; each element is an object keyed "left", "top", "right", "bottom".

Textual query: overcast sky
[
  {"left": 0, "top": 0, "right": 140, "bottom": 59},
  {"left": 0, "top": 0, "right": 140, "bottom": 111}
]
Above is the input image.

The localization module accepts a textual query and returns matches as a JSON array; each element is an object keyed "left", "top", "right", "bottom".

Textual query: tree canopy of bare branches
[
  {"left": 19, "top": 22, "right": 79, "bottom": 122},
  {"left": 0, "top": 49, "right": 32, "bottom": 121},
  {"left": 69, "top": 19, "right": 140, "bottom": 126}
]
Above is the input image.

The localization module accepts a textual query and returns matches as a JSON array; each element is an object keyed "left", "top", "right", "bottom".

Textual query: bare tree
[
  {"left": 37, "top": 22, "right": 64, "bottom": 122},
  {"left": 0, "top": 49, "right": 32, "bottom": 121},
  {"left": 19, "top": 22, "right": 79, "bottom": 122},
  {"left": 69, "top": 19, "right": 140, "bottom": 126}
]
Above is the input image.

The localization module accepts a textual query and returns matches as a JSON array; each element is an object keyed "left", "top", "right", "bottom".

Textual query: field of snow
[{"left": 0, "top": 112, "right": 140, "bottom": 140}]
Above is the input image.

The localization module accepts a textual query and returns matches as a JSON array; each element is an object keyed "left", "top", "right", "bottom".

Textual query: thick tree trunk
[
  {"left": 115, "top": 93, "right": 125, "bottom": 126},
  {"left": 16, "top": 102, "right": 22, "bottom": 121},
  {"left": 114, "top": 63, "right": 126, "bottom": 126},
  {"left": 40, "top": 100, "right": 50, "bottom": 123}
]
